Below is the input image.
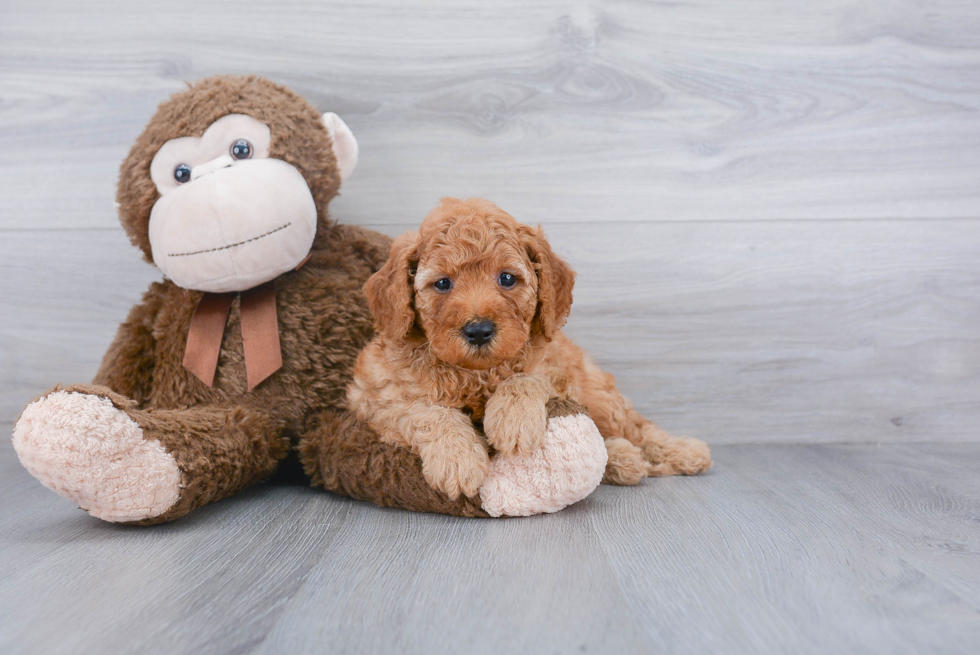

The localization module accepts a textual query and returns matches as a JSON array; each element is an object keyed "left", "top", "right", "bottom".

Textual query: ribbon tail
[
  {"left": 183, "top": 292, "right": 235, "bottom": 387},
  {"left": 240, "top": 281, "right": 283, "bottom": 391}
]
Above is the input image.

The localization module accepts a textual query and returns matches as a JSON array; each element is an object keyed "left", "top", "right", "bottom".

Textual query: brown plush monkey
[{"left": 12, "top": 75, "right": 486, "bottom": 523}]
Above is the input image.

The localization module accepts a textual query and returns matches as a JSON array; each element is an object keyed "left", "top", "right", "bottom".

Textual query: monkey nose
[{"left": 191, "top": 155, "right": 235, "bottom": 181}]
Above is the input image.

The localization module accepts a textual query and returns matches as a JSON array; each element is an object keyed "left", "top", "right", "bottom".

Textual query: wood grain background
[
  {"left": 2, "top": 0, "right": 979, "bottom": 443},
  {"left": 3, "top": 3, "right": 980, "bottom": 654}
]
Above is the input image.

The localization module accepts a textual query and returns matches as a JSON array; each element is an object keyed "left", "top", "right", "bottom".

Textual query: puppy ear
[
  {"left": 522, "top": 225, "right": 575, "bottom": 340},
  {"left": 364, "top": 231, "right": 419, "bottom": 341}
]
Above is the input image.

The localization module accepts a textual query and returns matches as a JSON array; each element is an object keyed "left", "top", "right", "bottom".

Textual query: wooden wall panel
[
  {"left": 1, "top": 0, "right": 978, "bottom": 443},
  {"left": 2, "top": 1, "right": 979, "bottom": 230},
  {"left": 3, "top": 218, "right": 977, "bottom": 443}
]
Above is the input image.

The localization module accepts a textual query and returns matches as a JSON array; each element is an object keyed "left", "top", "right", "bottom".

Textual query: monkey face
[
  {"left": 147, "top": 114, "right": 321, "bottom": 293},
  {"left": 117, "top": 77, "right": 360, "bottom": 283}
]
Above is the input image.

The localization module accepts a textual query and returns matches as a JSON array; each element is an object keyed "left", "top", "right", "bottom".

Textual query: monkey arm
[
  {"left": 91, "top": 283, "right": 165, "bottom": 405},
  {"left": 297, "top": 410, "right": 488, "bottom": 517}
]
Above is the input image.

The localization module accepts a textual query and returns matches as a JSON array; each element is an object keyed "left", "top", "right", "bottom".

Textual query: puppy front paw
[
  {"left": 483, "top": 394, "right": 548, "bottom": 457},
  {"left": 419, "top": 432, "right": 490, "bottom": 500}
]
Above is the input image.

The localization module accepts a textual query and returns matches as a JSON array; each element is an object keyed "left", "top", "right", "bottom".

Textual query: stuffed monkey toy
[{"left": 12, "top": 75, "right": 608, "bottom": 523}]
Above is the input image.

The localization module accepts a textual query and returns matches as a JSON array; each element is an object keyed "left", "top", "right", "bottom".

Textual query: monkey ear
[
  {"left": 363, "top": 231, "right": 420, "bottom": 342},
  {"left": 321, "top": 112, "right": 359, "bottom": 182},
  {"left": 523, "top": 225, "right": 575, "bottom": 340}
]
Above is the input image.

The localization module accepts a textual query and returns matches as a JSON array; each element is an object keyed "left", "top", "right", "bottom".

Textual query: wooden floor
[
  {"left": 1, "top": 439, "right": 978, "bottom": 654},
  {"left": 2, "top": 0, "right": 979, "bottom": 653}
]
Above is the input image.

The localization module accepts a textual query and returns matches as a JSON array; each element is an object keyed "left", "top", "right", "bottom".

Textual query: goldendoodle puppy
[{"left": 348, "top": 198, "right": 712, "bottom": 500}]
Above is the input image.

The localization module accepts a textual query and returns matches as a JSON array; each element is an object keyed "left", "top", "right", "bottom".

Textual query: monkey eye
[
  {"left": 230, "top": 139, "right": 252, "bottom": 160},
  {"left": 433, "top": 278, "right": 453, "bottom": 292},
  {"left": 498, "top": 272, "right": 517, "bottom": 288},
  {"left": 174, "top": 164, "right": 192, "bottom": 184}
]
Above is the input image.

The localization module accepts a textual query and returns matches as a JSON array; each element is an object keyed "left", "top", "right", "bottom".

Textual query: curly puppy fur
[{"left": 348, "top": 198, "right": 712, "bottom": 500}]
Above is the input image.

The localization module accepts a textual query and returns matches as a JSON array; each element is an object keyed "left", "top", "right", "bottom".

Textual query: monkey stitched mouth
[{"left": 168, "top": 222, "right": 292, "bottom": 257}]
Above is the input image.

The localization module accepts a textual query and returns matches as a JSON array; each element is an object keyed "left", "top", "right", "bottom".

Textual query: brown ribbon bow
[{"left": 182, "top": 281, "right": 282, "bottom": 391}]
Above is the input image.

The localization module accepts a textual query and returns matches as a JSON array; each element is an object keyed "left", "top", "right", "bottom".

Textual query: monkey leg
[
  {"left": 12, "top": 384, "right": 288, "bottom": 524},
  {"left": 297, "top": 410, "right": 489, "bottom": 518}
]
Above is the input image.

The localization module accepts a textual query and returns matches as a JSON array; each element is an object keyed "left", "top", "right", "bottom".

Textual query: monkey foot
[
  {"left": 479, "top": 399, "right": 607, "bottom": 517},
  {"left": 12, "top": 391, "right": 181, "bottom": 522}
]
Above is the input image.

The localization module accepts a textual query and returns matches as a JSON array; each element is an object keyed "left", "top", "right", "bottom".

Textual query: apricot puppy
[{"left": 348, "top": 198, "right": 711, "bottom": 500}]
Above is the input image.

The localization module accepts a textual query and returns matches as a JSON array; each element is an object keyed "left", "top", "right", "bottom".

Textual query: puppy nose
[{"left": 462, "top": 320, "right": 495, "bottom": 346}]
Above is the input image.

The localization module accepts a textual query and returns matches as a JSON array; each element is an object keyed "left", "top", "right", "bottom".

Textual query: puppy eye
[
  {"left": 174, "top": 164, "right": 192, "bottom": 184},
  {"left": 498, "top": 272, "right": 517, "bottom": 288},
  {"left": 230, "top": 139, "right": 252, "bottom": 160},
  {"left": 433, "top": 278, "right": 453, "bottom": 292}
]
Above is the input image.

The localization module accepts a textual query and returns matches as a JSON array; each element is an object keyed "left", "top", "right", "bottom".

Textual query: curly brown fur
[
  {"left": 601, "top": 438, "right": 647, "bottom": 486},
  {"left": 349, "top": 198, "right": 712, "bottom": 499}
]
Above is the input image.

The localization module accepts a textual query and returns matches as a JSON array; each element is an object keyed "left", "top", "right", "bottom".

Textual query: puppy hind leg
[
  {"left": 638, "top": 420, "right": 712, "bottom": 477},
  {"left": 602, "top": 437, "right": 646, "bottom": 486},
  {"left": 575, "top": 358, "right": 711, "bottom": 477}
]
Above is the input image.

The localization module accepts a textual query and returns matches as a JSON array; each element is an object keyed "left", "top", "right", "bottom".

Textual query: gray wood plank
[
  {"left": 253, "top": 500, "right": 652, "bottom": 655},
  {"left": 4, "top": 219, "right": 978, "bottom": 443},
  {"left": 2, "top": 0, "right": 980, "bottom": 230},
  {"left": 3, "top": 439, "right": 979, "bottom": 654},
  {"left": 0, "top": 229, "right": 162, "bottom": 423},
  {"left": 0, "top": 439, "right": 358, "bottom": 655},
  {"left": 588, "top": 444, "right": 980, "bottom": 655}
]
